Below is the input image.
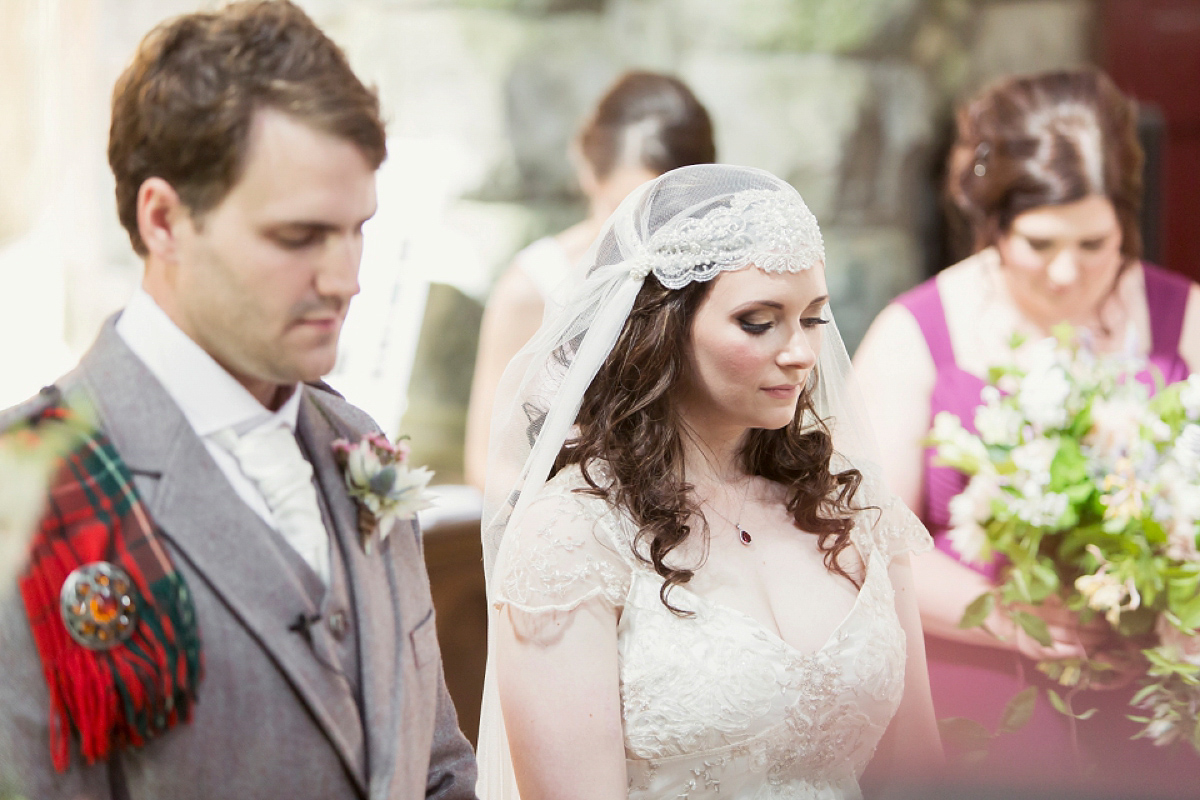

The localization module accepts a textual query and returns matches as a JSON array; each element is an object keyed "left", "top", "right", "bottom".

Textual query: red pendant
[{"left": 738, "top": 527, "right": 752, "bottom": 546}]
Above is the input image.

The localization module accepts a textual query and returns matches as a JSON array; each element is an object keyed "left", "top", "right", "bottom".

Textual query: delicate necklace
[{"left": 700, "top": 479, "right": 754, "bottom": 546}]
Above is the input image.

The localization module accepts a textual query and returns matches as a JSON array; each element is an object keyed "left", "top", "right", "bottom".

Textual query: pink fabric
[{"left": 898, "top": 262, "right": 1198, "bottom": 790}]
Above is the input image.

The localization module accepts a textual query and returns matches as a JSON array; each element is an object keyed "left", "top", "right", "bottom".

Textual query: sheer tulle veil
[{"left": 475, "top": 164, "right": 897, "bottom": 798}]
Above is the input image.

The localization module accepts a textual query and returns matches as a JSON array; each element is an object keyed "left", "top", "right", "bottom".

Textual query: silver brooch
[{"left": 59, "top": 562, "right": 139, "bottom": 650}]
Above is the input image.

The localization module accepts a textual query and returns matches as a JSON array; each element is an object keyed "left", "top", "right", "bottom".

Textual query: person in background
[
  {"left": 463, "top": 71, "right": 715, "bottom": 489},
  {"left": 0, "top": 3, "right": 477, "bottom": 798},
  {"left": 854, "top": 68, "right": 1200, "bottom": 792}
]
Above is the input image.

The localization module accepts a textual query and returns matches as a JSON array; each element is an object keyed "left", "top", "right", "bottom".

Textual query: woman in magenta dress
[{"left": 855, "top": 69, "right": 1200, "bottom": 793}]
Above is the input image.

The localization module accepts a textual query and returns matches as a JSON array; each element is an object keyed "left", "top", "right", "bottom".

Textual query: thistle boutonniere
[{"left": 332, "top": 433, "right": 434, "bottom": 554}]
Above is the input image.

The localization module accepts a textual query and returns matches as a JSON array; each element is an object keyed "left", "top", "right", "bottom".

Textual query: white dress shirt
[{"left": 116, "top": 289, "right": 328, "bottom": 577}]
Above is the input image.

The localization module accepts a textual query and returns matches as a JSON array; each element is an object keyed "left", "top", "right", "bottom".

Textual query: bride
[{"left": 477, "top": 164, "right": 943, "bottom": 799}]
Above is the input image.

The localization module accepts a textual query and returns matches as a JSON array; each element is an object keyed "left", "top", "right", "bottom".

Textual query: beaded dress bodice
[{"left": 492, "top": 466, "right": 931, "bottom": 800}]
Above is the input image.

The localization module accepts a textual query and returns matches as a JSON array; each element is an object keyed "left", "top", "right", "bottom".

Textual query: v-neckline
[{"left": 642, "top": 547, "right": 879, "bottom": 661}]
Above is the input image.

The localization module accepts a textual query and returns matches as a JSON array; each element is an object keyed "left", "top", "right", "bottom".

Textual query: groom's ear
[{"left": 136, "top": 177, "right": 189, "bottom": 264}]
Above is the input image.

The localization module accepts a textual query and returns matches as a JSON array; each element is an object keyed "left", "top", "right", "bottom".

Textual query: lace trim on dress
[
  {"left": 855, "top": 495, "right": 933, "bottom": 562},
  {"left": 621, "top": 545, "right": 905, "bottom": 797},
  {"left": 490, "top": 467, "right": 633, "bottom": 617}
]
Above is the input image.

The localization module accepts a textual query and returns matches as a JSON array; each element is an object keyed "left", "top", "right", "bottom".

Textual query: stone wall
[{"left": 0, "top": 0, "right": 1099, "bottom": 478}]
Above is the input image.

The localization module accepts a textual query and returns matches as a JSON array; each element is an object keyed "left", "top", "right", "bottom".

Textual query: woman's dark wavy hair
[{"left": 554, "top": 273, "right": 865, "bottom": 614}]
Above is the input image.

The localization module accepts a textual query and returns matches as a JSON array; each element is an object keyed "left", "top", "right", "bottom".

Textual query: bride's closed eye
[
  {"left": 738, "top": 316, "right": 829, "bottom": 334},
  {"left": 739, "top": 318, "right": 774, "bottom": 334}
]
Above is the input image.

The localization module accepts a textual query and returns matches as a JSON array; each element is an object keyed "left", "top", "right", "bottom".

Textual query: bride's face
[{"left": 678, "top": 265, "right": 829, "bottom": 434}]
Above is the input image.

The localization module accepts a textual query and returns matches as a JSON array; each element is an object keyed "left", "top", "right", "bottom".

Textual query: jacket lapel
[
  {"left": 73, "top": 319, "right": 368, "bottom": 794},
  {"left": 297, "top": 391, "right": 402, "bottom": 800}
]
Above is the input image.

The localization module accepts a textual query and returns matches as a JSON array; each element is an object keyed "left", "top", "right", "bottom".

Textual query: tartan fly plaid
[{"left": 14, "top": 402, "right": 202, "bottom": 771}]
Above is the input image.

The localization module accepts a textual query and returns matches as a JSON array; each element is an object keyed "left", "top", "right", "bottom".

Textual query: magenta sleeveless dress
[{"left": 897, "top": 263, "right": 1199, "bottom": 792}]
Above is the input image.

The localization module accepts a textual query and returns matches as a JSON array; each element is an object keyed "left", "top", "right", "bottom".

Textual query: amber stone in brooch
[{"left": 59, "top": 562, "right": 138, "bottom": 650}]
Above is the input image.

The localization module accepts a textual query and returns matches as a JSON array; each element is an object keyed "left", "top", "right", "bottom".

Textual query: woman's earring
[{"left": 973, "top": 142, "right": 991, "bottom": 177}]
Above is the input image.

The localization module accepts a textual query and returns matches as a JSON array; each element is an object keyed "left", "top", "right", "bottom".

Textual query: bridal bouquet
[{"left": 929, "top": 329, "right": 1200, "bottom": 752}]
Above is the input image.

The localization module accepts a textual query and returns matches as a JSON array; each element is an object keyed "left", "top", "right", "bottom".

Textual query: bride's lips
[{"left": 762, "top": 383, "right": 800, "bottom": 399}]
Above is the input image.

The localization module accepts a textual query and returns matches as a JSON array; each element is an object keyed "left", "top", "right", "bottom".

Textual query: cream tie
[{"left": 213, "top": 423, "right": 330, "bottom": 586}]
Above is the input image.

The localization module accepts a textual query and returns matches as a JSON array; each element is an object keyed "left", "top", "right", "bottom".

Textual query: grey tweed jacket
[{"left": 0, "top": 318, "right": 478, "bottom": 800}]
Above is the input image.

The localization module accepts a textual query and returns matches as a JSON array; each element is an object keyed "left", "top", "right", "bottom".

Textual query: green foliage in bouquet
[{"left": 929, "top": 328, "right": 1200, "bottom": 753}]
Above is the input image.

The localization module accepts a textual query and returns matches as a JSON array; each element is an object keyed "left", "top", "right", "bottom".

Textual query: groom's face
[{"left": 166, "top": 107, "right": 377, "bottom": 402}]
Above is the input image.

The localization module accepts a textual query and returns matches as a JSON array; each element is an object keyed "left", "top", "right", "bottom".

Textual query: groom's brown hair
[{"left": 108, "top": 0, "right": 387, "bottom": 256}]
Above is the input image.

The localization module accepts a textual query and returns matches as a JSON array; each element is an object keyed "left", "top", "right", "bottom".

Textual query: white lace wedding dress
[{"left": 489, "top": 464, "right": 932, "bottom": 800}]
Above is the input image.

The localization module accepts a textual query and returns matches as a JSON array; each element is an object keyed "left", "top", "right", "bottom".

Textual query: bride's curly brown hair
[{"left": 555, "top": 273, "right": 865, "bottom": 613}]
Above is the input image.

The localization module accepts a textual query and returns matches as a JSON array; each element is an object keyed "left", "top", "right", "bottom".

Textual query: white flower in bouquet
[
  {"left": 947, "top": 521, "right": 989, "bottom": 565},
  {"left": 1088, "top": 394, "right": 1150, "bottom": 457},
  {"left": 1149, "top": 418, "right": 1174, "bottom": 444},
  {"left": 1012, "top": 490, "right": 1069, "bottom": 528},
  {"left": 930, "top": 411, "right": 990, "bottom": 472},
  {"left": 1014, "top": 339, "right": 1073, "bottom": 430},
  {"left": 1140, "top": 700, "right": 1186, "bottom": 747},
  {"left": 1167, "top": 518, "right": 1200, "bottom": 563},
  {"left": 947, "top": 474, "right": 1003, "bottom": 563},
  {"left": 1012, "top": 334, "right": 1061, "bottom": 374},
  {"left": 975, "top": 387, "right": 1022, "bottom": 446},
  {"left": 1155, "top": 615, "right": 1200, "bottom": 667},
  {"left": 1149, "top": 466, "right": 1200, "bottom": 561},
  {"left": 1157, "top": 427, "right": 1200, "bottom": 560},
  {"left": 1100, "top": 458, "right": 1151, "bottom": 530},
  {"left": 1011, "top": 438, "right": 1058, "bottom": 485},
  {"left": 951, "top": 471, "right": 1003, "bottom": 524},
  {"left": 1017, "top": 369, "right": 1071, "bottom": 430},
  {"left": 1171, "top": 424, "right": 1200, "bottom": 476},
  {"left": 1179, "top": 374, "right": 1200, "bottom": 420},
  {"left": 1075, "top": 547, "right": 1141, "bottom": 626},
  {"left": 1166, "top": 532, "right": 1200, "bottom": 563}
]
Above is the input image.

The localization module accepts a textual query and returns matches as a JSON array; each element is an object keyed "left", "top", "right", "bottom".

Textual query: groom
[{"left": 0, "top": 2, "right": 477, "bottom": 799}]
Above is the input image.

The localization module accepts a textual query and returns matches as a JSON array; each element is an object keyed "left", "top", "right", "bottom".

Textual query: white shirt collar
[{"left": 115, "top": 288, "right": 302, "bottom": 437}]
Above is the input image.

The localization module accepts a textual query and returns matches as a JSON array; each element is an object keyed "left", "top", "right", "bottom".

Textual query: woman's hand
[
  {"left": 1084, "top": 639, "right": 1146, "bottom": 690},
  {"left": 986, "top": 600, "right": 1108, "bottom": 662},
  {"left": 986, "top": 601, "right": 1145, "bottom": 690}
]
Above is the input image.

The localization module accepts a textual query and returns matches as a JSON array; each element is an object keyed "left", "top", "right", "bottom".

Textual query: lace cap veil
[{"left": 476, "top": 163, "right": 892, "bottom": 798}]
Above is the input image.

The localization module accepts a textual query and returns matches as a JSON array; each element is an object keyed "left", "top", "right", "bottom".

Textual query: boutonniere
[{"left": 332, "top": 433, "right": 434, "bottom": 554}]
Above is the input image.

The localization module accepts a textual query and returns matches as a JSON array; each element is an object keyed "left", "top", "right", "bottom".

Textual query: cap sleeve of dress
[
  {"left": 856, "top": 494, "right": 934, "bottom": 564},
  {"left": 490, "top": 466, "right": 634, "bottom": 618}
]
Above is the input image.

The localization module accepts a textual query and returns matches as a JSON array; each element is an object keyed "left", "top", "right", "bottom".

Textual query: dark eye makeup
[
  {"left": 739, "top": 319, "right": 773, "bottom": 334},
  {"left": 738, "top": 316, "right": 829, "bottom": 334}
]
